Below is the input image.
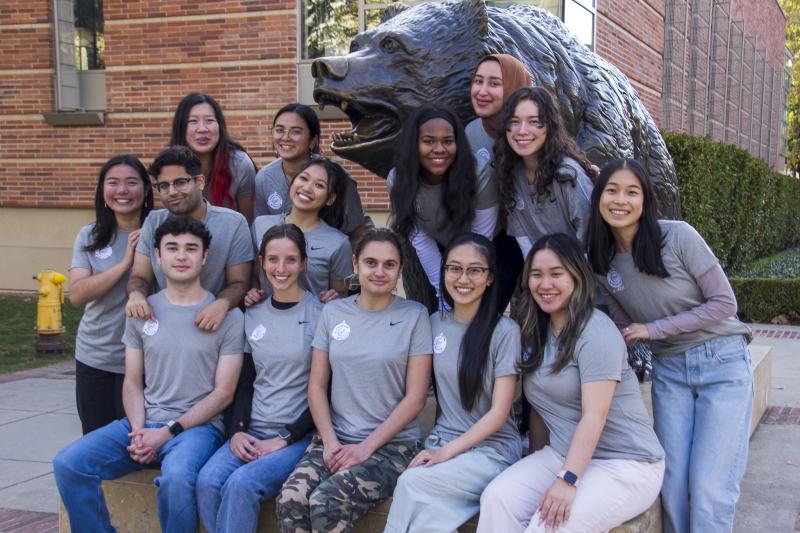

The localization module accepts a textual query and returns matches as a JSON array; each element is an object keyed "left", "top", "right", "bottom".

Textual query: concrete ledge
[
  {"left": 59, "top": 469, "right": 658, "bottom": 532},
  {"left": 748, "top": 344, "right": 772, "bottom": 436}
]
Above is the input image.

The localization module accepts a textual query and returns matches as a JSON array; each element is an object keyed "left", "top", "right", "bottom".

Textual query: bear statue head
[{"left": 312, "top": 0, "right": 679, "bottom": 217}]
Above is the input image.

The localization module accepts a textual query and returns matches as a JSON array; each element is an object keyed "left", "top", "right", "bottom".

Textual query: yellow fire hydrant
[{"left": 33, "top": 269, "right": 66, "bottom": 355}]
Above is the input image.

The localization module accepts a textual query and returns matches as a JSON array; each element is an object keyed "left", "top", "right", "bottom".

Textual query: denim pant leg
[
  {"left": 216, "top": 434, "right": 313, "bottom": 533},
  {"left": 196, "top": 440, "right": 246, "bottom": 533},
  {"left": 652, "top": 354, "right": 695, "bottom": 533},
  {"left": 53, "top": 419, "right": 145, "bottom": 533},
  {"left": 154, "top": 422, "right": 223, "bottom": 533},
  {"left": 689, "top": 335, "right": 753, "bottom": 533}
]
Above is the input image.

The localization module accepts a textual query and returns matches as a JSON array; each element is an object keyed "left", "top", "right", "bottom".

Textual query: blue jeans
[
  {"left": 53, "top": 418, "right": 222, "bottom": 533},
  {"left": 652, "top": 334, "right": 753, "bottom": 533},
  {"left": 196, "top": 432, "right": 312, "bottom": 533}
]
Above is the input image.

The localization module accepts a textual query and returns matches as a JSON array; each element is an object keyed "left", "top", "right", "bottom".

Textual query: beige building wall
[{"left": 0, "top": 207, "right": 391, "bottom": 293}]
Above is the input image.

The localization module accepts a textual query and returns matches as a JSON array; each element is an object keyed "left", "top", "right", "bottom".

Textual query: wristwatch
[
  {"left": 166, "top": 420, "right": 184, "bottom": 437},
  {"left": 557, "top": 469, "right": 579, "bottom": 487},
  {"left": 277, "top": 427, "right": 293, "bottom": 444}
]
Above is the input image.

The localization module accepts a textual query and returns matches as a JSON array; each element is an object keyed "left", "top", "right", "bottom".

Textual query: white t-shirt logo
[
  {"left": 514, "top": 194, "right": 525, "bottom": 210},
  {"left": 331, "top": 320, "right": 351, "bottom": 341},
  {"left": 607, "top": 267, "right": 625, "bottom": 292},
  {"left": 142, "top": 319, "right": 159, "bottom": 336},
  {"left": 94, "top": 245, "right": 113, "bottom": 260},
  {"left": 250, "top": 324, "right": 266, "bottom": 341},
  {"left": 476, "top": 147, "right": 491, "bottom": 161},
  {"left": 268, "top": 191, "right": 283, "bottom": 210},
  {"left": 433, "top": 332, "right": 447, "bottom": 354}
]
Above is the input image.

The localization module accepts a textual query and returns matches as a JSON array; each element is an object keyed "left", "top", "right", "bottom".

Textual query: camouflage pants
[{"left": 277, "top": 433, "right": 419, "bottom": 533}]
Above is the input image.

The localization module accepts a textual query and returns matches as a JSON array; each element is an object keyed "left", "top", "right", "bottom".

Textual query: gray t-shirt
[
  {"left": 523, "top": 310, "right": 664, "bottom": 462},
  {"left": 506, "top": 157, "right": 593, "bottom": 243},
  {"left": 122, "top": 291, "right": 245, "bottom": 433},
  {"left": 253, "top": 158, "right": 367, "bottom": 235},
  {"left": 386, "top": 160, "right": 497, "bottom": 246},
  {"left": 430, "top": 312, "right": 522, "bottom": 464},
  {"left": 136, "top": 202, "right": 254, "bottom": 295},
  {"left": 312, "top": 295, "right": 433, "bottom": 444},
  {"left": 597, "top": 220, "right": 751, "bottom": 356},
  {"left": 251, "top": 214, "right": 353, "bottom": 296},
  {"left": 201, "top": 149, "right": 256, "bottom": 209},
  {"left": 245, "top": 292, "right": 322, "bottom": 438},
  {"left": 465, "top": 118, "right": 495, "bottom": 164},
  {"left": 71, "top": 225, "right": 131, "bottom": 374}
]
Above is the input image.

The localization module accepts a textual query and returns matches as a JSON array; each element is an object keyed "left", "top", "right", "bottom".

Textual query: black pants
[
  {"left": 75, "top": 360, "right": 125, "bottom": 435},
  {"left": 493, "top": 229, "right": 524, "bottom": 313}
]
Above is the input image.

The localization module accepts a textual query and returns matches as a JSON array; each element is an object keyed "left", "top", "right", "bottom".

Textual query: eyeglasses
[
  {"left": 443, "top": 264, "right": 490, "bottom": 279},
  {"left": 273, "top": 126, "right": 308, "bottom": 139},
  {"left": 153, "top": 176, "right": 199, "bottom": 194}
]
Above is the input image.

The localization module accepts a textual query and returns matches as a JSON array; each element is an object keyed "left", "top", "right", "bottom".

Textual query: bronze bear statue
[{"left": 312, "top": 0, "right": 680, "bottom": 217}]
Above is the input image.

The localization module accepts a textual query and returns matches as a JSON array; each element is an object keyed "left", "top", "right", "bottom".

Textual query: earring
[{"left": 104, "top": 202, "right": 108, "bottom": 209}]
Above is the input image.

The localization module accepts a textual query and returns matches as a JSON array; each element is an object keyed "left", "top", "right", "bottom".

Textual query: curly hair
[{"left": 493, "top": 87, "right": 596, "bottom": 223}]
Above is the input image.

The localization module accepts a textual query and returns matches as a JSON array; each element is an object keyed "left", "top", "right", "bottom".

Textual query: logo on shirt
[
  {"left": 389, "top": 320, "right": 403, "bottom": 327},
  {"left": 94, "top": 245, "right": 113, "bottom": 260},
  {"left": 142, "top": 319, "right": 159, "bottom": 336},
  {"left": 309, "top": 246, "right": 323, "bottom": 251},
  {"left": 433, "top": 332, "right": 447, "bottom": 354},
  {"left": 514, "top": 193, "right": 526, "bottom": 210},
  {"left": 250, "top": 324, "right": 266, "bottom": 341},
  {"left": 476, "top": 147, "right": 491, "bottom": 161},
  {"left": 606, "top": 267, "right": 625, "bottom": 293},
  {"left": 268, "top": 191, "right": 283, "bottom": 210},
  {"left": 331, "top": 320, "right": 351, "bottom": 341}
]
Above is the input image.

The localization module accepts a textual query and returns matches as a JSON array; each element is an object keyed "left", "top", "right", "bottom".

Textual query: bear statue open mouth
[{"left": 315, "top": 90, "right": 402, "bottom": 153}]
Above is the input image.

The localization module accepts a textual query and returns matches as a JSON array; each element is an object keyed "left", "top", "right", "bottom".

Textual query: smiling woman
[
  {"left": 493, "top": 87, "right": 597, "bottom": 260},
  {"left": 387, "top": 103, "right": 499, "bottom": 310}
]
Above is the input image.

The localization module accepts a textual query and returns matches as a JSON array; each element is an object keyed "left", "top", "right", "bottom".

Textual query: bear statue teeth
[{"left": 340, "top": 101, "right": 349, "bottom": 112}]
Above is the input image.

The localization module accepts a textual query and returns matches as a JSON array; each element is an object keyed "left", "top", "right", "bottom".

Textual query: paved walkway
[{"left": 0, "top": 326, "right": 797, "bottom": 532}]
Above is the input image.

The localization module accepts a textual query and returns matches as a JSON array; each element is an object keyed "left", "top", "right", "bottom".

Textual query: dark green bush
[
  {"left": 663, "top": 132, "right": 800, "bottom": 272},
  {"left": 730, "top": 278, "right": 800, "bottom": 324}
]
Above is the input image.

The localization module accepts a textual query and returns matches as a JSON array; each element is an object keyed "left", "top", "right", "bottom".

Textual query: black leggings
[
  {"left": 493, "top": 229, "right": 524, "bottom": 313},
  {"left": 75, "top": 360, "right": 125, "bottom": 435}
]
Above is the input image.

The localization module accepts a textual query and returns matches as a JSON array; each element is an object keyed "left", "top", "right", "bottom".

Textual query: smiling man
[
  {"left": 126, "top": 146, "right": 253, "bottom": 331},
  {"left": 54, "top": 216, "right": 244, "bottom": 533}
]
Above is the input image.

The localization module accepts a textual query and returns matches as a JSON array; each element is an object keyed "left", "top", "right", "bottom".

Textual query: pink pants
[{"left": 478, "top": 446, "right": 664, "bottom": 533}]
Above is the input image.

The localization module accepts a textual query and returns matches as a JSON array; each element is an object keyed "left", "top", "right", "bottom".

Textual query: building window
[
  {"left": 299, "top": 0, "right": 595, "bottom": 61},
  {"left": 74, "top": 0, "right": 105, "bottom": 70},
  {"left": 45, "top": 0, "right": 106, "bottom": 121}
]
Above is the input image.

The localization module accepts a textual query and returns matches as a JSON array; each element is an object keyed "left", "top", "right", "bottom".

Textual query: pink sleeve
[{"left": 646, "top": 263, "right": 738, "bottom": 340}]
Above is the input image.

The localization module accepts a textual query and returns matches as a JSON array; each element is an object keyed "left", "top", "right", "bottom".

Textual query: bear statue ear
[
  {"left": 460, "top": 0, "right": 489, "bottom": 34},
  {"left": 380, "top": 3, "right": 409, "bottom": 24}
]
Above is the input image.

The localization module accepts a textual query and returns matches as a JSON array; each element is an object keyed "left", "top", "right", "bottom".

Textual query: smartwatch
[
  {"left": 277, "top": 427, "right": 293, "bottom": 444},
  {"left": 557, "top": 469, "right": 579, "bottom": 487},
  {"left": 166, "top": 420, "right": 184, "bottom": 437}
]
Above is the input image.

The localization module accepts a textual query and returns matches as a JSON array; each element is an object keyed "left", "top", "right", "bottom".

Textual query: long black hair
[
  {"left": 440, "top": 233, "right": 501, "bottom": 411},
  {"left": 585, "top": 158, "right": 669, "bottom": 278},
  {"left": 493, "top": 87, "right": 596, "bottom": 221},
  {"left": 291, "top": 157, "right": 348, "bottom": 230},
  {"left": 515, "top": 233, "right": 595, "bottom": 374},
  {"left": 390, "top": 103, "right": 477, "bottom": 240},
  {"left": 170, "top": 92, "right": 252, "bottom": 208},
  {"left": 85, "top": 155, "right": 153, "bottom": 252},
  {"left": 273, "top": 102, "right": 321, "bottom": 155}
]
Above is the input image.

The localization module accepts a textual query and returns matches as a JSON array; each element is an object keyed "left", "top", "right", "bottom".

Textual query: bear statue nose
[{"left": 311, "top": 57, "right": 349, "bottom": 81}]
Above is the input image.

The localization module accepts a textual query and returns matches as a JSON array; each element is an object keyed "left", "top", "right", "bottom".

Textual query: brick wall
[{"left": 0, "top": 0, "right": 787, "bottom": 211}]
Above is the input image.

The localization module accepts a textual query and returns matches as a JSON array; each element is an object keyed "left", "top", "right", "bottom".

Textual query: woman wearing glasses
[
  {"left": 69, "top": 155, "right": 153, "bottom": 434},
  {"left": 170, "top": 92, "right": 256, "bottom": 223},
  {"left": 255, "top": 103, "right": 370, "bottom": 244},
  {"left": 493, "top": 87, "right": 596, "bottom": 259},
  {"left": 385, "top": 233, "right": 521, "bottom": 533},
  {"left": 388, "top": 103, "right": 498, "bottom": 309}
]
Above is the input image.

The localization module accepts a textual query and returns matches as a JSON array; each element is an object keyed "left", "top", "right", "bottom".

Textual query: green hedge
[
  {"left": 730, "top": 278, "right": 800, "bottom": 323},
  {"left": 663, "top": 132, "right": 800, "bottom": 272}
]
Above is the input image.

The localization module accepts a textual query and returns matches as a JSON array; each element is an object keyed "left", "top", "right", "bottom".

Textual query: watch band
[
  {"left": 557, "top": 469, "right": 579, "bottom": 487},
  {"left": 277, "top": 427, "right": 293, "bottom": 444},
  {"left": 166, "top": 420, "right": 184, "bottom": 437}
]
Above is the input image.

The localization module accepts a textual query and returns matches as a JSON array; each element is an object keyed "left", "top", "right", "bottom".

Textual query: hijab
[{"left": 475, "top": 54, "right": 532, "bottom": 138}]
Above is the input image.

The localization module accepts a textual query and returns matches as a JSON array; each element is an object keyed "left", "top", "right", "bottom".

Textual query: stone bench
[
  {"left": 58, "top": 469, "right": 659, "bottom": 533},
  {"left": 59, "top": 344, "right": 772, "bottom": 533}
]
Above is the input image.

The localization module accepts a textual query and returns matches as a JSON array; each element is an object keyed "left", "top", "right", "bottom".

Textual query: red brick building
[{"left": 0, "top": 0, "right": 788, "bottom": 290}]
